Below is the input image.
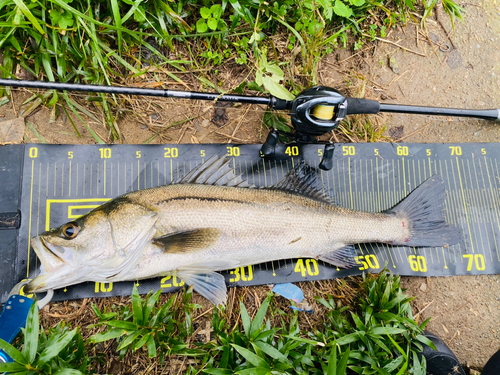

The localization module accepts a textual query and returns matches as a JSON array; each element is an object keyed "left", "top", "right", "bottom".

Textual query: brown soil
[{"left": 1, "top": 0, "right": 499, "bottom": 372}]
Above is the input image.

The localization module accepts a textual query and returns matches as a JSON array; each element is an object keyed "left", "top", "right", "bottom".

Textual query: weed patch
[{"left": 1, "top": 271, "right": 434, "bottom": 374}]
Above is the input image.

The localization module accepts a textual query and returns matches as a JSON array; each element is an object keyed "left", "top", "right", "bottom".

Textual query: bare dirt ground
[{"left": 1, "top": 0, "right": 499, "bottom": 372}]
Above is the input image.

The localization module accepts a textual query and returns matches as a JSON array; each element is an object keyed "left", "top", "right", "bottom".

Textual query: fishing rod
[{"left": 1, "top": 78, "right": 499, "bottom": 170}]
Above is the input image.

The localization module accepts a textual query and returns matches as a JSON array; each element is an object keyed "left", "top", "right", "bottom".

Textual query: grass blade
[
  {"left": 110, "top": 0, "right": 123, "bottom": 53},
  {"left": 25, "top": 121, "right": 47, "bottom": 143},
  {"left": 12, "top": 0, "right": 45, "bottom": 35}
]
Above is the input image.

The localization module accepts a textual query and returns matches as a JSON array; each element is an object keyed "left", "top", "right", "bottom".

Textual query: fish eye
[{"left": 61, "top": 222, "right": 80, "bottom": 239}]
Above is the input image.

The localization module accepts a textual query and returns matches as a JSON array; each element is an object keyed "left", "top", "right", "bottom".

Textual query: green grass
[
  {"left": 0, "top": 271, "right": 435, "bottom": 374},
  {"left": 0, "top": 0, "right": 463, "bottom": 142}
]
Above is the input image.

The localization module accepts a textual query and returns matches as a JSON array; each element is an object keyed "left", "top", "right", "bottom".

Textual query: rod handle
[{"left": 346, "top": 98, "right": 381, "bottom": 115}]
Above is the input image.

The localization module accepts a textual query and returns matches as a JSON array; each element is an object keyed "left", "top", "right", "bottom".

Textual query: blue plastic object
[{"left": 0, "top": 295, "right": 34, "bottom": 363}]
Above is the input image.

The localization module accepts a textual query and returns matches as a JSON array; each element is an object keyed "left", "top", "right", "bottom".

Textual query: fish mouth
[
  {"left": 31, "top": 236, "right": 73, "bottom": 273},
  {"left": 27, "top": 236, "right": 80, "bottom": 293}
]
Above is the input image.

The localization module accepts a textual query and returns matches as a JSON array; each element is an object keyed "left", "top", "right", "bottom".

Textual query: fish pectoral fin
[
  {"left": 153, "top": 228, "right": 221, "bottom": 253},
  {"left": 318, "top": 245, "right": 357, "bottom": 268},
  {"left": 176, "top": 269, "right": 227, "bottom": 306}
]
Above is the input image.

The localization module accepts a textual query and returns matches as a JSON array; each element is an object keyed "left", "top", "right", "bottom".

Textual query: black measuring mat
[{"left": 1, "top": 142, "right": 499, "bottom": 303}]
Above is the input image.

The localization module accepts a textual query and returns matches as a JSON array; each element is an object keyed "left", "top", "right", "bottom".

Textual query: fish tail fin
[{"left": 385, "top": 176, "right": 461, "bottom": 247}]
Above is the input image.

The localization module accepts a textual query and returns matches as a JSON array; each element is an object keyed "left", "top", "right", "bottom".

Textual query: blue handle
[{"left": 0, "top": 295, "right": 34, "bottom": 362}]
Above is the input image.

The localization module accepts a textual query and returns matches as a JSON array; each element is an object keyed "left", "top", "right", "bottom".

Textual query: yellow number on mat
[
  {"left": 227, "top": 146, "right": 240, "bottom": 157},
  {"left": 164, "top": 148, "right": 178, "bottom": 158},
  {"left": 397, "top": 146, "right": 408, "bottom": 156},
  {"left": 463, "top": 254, "right": 485, "bottom": 271},
  {"left": 342, "top": 146, "right": 355, "bottom": 156},
  {"left": 94, "top": 282, "right": 113, "bottom": 293},
  {"left": 408, "top": 255, "right": 427, "bottom": 272},
  {"left": 161, "top": 275, "right": 184, "bottom": 288},
  {"left": 285, "top": 146, "right": 299, "bottom": 156},
  {"left": 294, "top": 259, "right": 319, "bottom": 277},
  {"left": 99, "top": 148, "right": 111, "bottom": 159},
  {"left": 449, "top": 146, "right": 462, "bottom": 156},
  {"left": 355, "top": 255, "right": 380, "bottom": 270},
  {"left": 29, "top": 147, "right": 38, "bottom": 158},
  {"left": 229, "top": 266, "right": 254, "bottom": 282}
]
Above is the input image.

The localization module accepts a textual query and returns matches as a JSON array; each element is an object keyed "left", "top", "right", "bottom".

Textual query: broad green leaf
[
  {"left": 337, "top": 346, "right": 350, "bottom": 374},
  {"left": 132, "top": 284, "right": 143, "bottom": 326},
  {"left": 53, "top": 369, "right": 85, "bottom": 375},
  {"left": 203, "top": 369, "right": 233, "bottom": 375},
  {"left": 207, "top": 18, "right": 218, "bottom": 30},
  {"left": 370, "top": 327, "right": 405, "bottom": 335},
  {"left": 104, "top": 320, "right": 138, "bottom": 331},
  {"left": 261, "top": 76, "right": 294, "bottom": 101},
  {"left": 236, "top": 368, "right": 270, "bottom": 375},
  {"left": 350, "top": 312, "right": 366, "bottom": 331},
  {"left": 23, "top": 301, "right": 39, "bottom": 363},
  {"left": 133, "top": 333, "right": 151, "bottom": 351},
  {"left": 143, "top": 290, "right": 161, "bottom": 323},
  {"left": 8, "top": 36, "right": 22, "bottom": 52},
  {"left": 326, "top": 345, "right": 337, "bottom": 375},
  {"left": 264, "top": 64, "right": 284, "bottom": 80},
  {"left": 146, "top": 334, "right": 156, "bottom": 358},
  {"left": 210, "top": 4, "right": 223, "bottom": 17},
  {"left": 231, "top": 344, "right": 269, "bottom": 368},
  {"left": 252, "top": 341, "right": 288, "bottom": 362},
  {"left": 0, "top": 362, "right": 27, "bottom": 372},
  {"left": 281, "top": 335, "right": 321, "bottom": 345},
  {"left": 383, "top": 355, "right": 405, "bottom": 372},
  {"left": 335, "top": 332, "right": 360, "bottom": 345},
  {"left": 255, "top": 71, "right": 263, "bottom": 87},
  {"left": 412, "top": 351, "right": 426, "bottom": 375},
  {"left": 134, "top": 5, "right": 146, "bottom": 23},
  {"left": 0, "top": 338, "right": 27, "bottom": 365},
  {"left": 250, "top": 295, "right": 271, "bottom": 338},
  {"left": 88, "top": 328, "right": 126, "bottom": 343},
  {"left": 415, "top": 334, "right": 437, "bottom": 351},
  {"left": 50, "top": 9, "right": 74, "bottom": 29},
  {"left": 117, "top": 329, "right": 145, "bottom": 351},
  {"left": 239, "top": 301, "right": 251, "bottom": 338},
  {"left": 200, "top": 7, "right": 211, "bottom": 19},
  {"left": 350, "top": 0, "right": 365, "bottom": 6},
  {"left": 333, "top": 0, "right": 353, "bottom": 18},
  {"left": 196, "top": 19, "right": 208, "bottom": 33},
  {"left": 36, "top": 329, "right": 78, "bottom": 366}
]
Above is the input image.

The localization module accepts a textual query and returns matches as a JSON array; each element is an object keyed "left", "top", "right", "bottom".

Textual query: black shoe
[
  {"left": 421, "top": 330, "right": 466, "bottom": 375},
  {"left": 482, "top": 347, "right": 500, "bottom": 375}
]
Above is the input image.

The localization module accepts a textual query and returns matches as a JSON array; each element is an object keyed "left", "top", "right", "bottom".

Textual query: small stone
[
  {"left": 201, "top": 119, "right": 211, "bottom": 128},
  {"left": 420, "top": 283, "right": 428, "bottom": 292}
]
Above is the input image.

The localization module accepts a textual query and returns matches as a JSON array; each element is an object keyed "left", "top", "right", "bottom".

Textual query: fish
[{"left": 25, "top": 155, "right": 461, "bottom": 304}]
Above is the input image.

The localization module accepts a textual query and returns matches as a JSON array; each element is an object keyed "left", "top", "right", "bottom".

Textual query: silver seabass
[{"left": 26, "top": 156, "right": 460, "bottom": 304}]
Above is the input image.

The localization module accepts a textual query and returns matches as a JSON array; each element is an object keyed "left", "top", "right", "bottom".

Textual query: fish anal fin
[
  {"left": 317, "top": 245, "right": 357, "bottom": 268},
  {"left": 153, "top": 228, "right": 221, "bottom": 253}
]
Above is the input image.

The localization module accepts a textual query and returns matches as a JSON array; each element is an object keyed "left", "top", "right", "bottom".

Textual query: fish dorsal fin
[
  {"left": 273, "top": 163, "right": 333, "bottom": 204},
  {"left": 153, "top": 228, "right": 221, "bottom": 253},
  {"left": 178, "top": 154, "right": 253, "bottom": 188}
]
